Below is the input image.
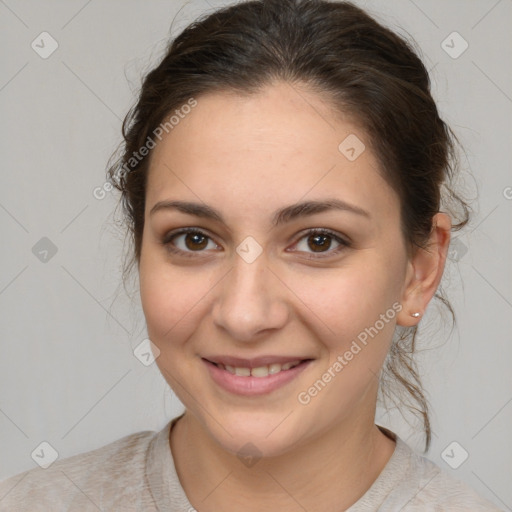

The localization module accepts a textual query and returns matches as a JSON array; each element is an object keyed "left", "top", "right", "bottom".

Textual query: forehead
[{"left": 145, "top": 82, "right": 398, "bottom": 223}]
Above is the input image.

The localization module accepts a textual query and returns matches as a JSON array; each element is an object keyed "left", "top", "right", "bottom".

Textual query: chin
[{"left": 200, "top": 408, "right": 309, "bottom": 460}]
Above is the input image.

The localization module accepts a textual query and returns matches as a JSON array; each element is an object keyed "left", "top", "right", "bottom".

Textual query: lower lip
[{"left": 203, "top": 359, "right": 312, "bottom": 396}]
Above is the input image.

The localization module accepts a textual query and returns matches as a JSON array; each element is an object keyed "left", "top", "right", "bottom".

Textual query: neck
[{"left": 170, "top": 405, "right": 396, "bottom": 511}]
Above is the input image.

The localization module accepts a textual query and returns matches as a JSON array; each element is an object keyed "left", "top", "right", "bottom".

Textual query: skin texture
[{"left": 138, "top": 81, "right": 451, "bottom": 511}]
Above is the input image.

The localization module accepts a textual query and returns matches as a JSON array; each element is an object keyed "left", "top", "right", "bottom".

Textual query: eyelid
[
  {"left": 161, "top": 227, "right": 221, "bottom": 258},
  {"left": 162, "top": 227, "right": 350, "bottom": 258},
  {"left": 287, "top": 227, "right": 350, "bottom": 259}
]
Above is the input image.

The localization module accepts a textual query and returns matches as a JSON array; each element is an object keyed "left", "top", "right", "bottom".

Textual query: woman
[{"left": 0, "top": 0, "right": 503, "bottom": 510}]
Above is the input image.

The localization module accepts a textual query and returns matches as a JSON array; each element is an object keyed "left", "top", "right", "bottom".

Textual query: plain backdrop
[{"left": 0, "top": 0, "right": 511, "bottom": 509}]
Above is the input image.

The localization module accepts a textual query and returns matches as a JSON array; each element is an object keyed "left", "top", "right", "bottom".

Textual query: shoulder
[
  {"left": 0, "top": 428, "right": 158, "bottom": 512},
  {"left": 379, "top": 434, "right": 503, "bottom": 511}
]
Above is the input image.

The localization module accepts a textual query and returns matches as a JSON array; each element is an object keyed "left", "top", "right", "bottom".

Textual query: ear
[{"left": 396, "top": 213, "right": 452, "bottom": 327}]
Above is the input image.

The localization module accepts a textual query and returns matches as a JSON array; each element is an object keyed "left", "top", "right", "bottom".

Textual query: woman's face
[{"left": 139, "top": 81, "right": 412, "bottom": 457}]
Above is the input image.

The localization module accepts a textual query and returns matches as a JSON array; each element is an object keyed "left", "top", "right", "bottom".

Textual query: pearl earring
[{"left": 411, "top": 312, "right": 421, "bottom": 318}]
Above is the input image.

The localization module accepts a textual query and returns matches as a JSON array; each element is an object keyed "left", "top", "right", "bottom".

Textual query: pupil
[
  {"left": 186, "top": 233, "right": 208, "bottom": 250},
  {"left": 309, "top": 234, "right": 331, "bottom": 252}
]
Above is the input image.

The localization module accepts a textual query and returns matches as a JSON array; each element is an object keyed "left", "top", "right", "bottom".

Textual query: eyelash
[{"left": 161, "top": 227, "right": 350, "bottom": 260}]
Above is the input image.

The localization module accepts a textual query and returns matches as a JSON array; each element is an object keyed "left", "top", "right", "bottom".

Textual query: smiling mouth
[
  {"left": 203, "top": 358, "right": 314, "bottom": 377},
  {"left": 202, "top": 357, "right": 313, "bottom": 395},
  {"left": 206, "top": 359, "right": 308, "bottom": 377}
]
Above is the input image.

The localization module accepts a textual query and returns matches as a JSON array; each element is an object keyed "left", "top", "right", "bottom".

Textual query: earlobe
[
  {"left": 396, "top": 213, "right": 452, "bottom": 327},
  {"left": 396, "top": 257, "right": 422, "bottom": 327}
]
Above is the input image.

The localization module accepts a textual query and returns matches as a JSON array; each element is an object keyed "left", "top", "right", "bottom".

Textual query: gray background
[{"left": 0, "top": 0, "right": 511, "bottom": 509}]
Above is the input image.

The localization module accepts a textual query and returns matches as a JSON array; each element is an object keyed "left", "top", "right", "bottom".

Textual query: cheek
[
  {"left": 290, "top": 264, "right": 401, "bottom": 420},
  {"left": 294, "top": 260, "right": 399, "bottom": 341},
  {"left": 139, "top": 253, "right": 216, "bottom": 348}
]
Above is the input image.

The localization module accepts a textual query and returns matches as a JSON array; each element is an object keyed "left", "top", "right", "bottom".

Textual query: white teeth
[
  {"left": 251, "top": 366, "right": 269, "bottom": 377},
  {"left": 218, "top": 360, "right": 302, "bottom": 377},
  {"left": 268, "top": 363, "right": 282, "bottom": 375}
]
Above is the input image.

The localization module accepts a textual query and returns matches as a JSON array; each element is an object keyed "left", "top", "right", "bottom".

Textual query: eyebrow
[{"left": 149, "top": 198, "right": 371, "bottom": 226}]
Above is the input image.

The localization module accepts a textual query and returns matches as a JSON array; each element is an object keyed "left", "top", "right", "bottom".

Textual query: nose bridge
[{"left": 212, "top": 242, "right": 288, "bottom": 340}]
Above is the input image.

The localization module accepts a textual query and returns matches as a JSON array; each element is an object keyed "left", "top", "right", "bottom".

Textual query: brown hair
[{"left": 107, "top": 0, "right": 470, "bottom": 452}]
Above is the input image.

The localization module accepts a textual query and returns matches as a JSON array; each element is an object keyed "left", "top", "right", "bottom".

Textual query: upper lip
[{"left": 203, "top": 355, "right": 312, "bottom": 368}]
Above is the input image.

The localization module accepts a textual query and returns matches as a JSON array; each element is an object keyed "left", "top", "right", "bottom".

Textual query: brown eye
[
  {"left": 163, "top": 228, "right": 218, "bottom": 257},
  {"left": 183, "top": 232, "right": 209, "bottom": 250},
  {"left": 307, "top": 233, "right": 333, "bottom": 252},
  {"left": 292, "top": 228, "right": 349, "bottom": 258}
]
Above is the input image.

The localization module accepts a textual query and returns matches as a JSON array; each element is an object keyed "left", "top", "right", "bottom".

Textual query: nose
[{"left": 211, "top": 249, "right": 289, "bottom": 342}]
